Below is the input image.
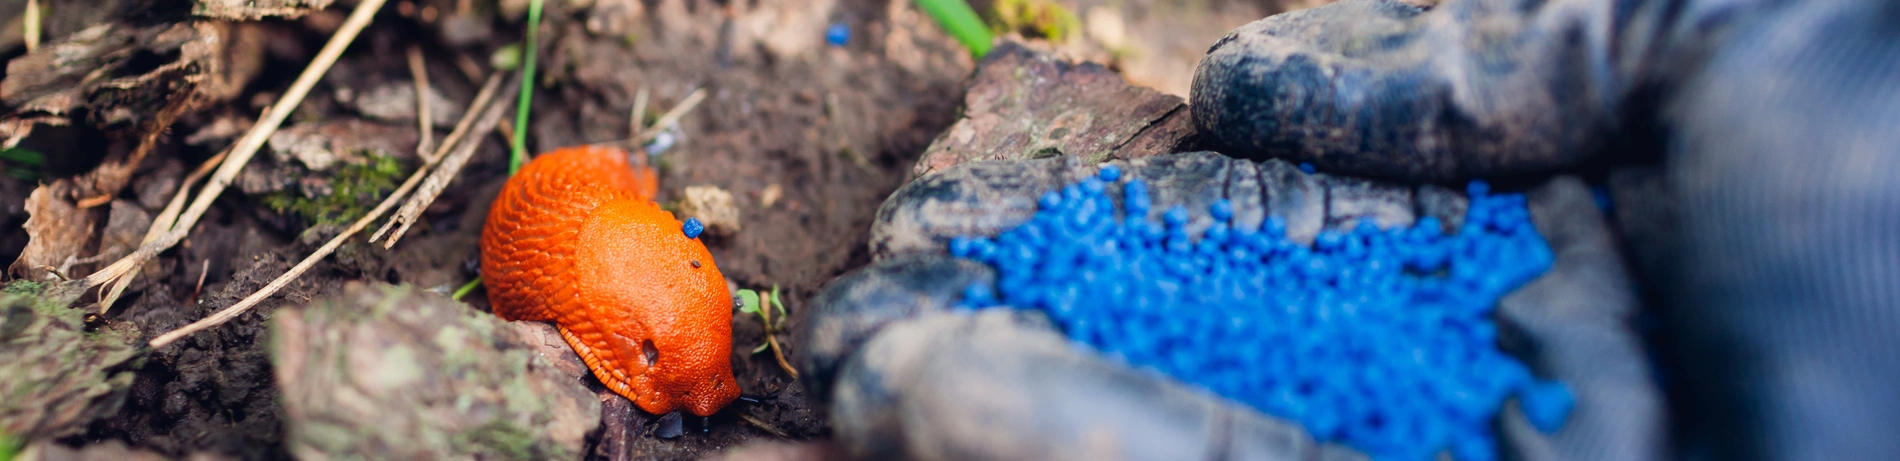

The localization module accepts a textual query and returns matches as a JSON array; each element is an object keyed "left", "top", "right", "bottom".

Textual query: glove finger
[
  {"left": 832, "top": 310, "right": 1365, "bottom": 461},
  {"left": 1191, "top": 0, "right": 1622, "bottom": 182},
  {"left": 873, "top": 151, "right": 1442, "bottom": 260},
  {"left": 1494, "top": 176, "right": 1664, "bottom": 461},
  {"left": 794, "top": 254, "right": 996, "bottom": 405}
]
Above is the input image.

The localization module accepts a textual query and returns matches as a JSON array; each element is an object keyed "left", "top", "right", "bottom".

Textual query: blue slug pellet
[
  {"left": 682, "top": 217, "right": 705, "bottom": 239},
  {"left": 950, "top": 166, "right": 1572, "bottom": 461}
]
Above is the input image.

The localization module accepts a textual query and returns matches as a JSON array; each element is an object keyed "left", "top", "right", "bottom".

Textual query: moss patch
[
  {"left": 260, "top": 155, "right": 404, "bottom": 228},
  {"left": 989, "top": 0, "right": 1080, "bottom": 42}
]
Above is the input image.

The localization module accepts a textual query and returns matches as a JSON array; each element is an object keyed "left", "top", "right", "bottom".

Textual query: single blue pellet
[
  {"left": 1039, "top": 191, "right": 1063, "bottom": 208},
  {"left": 1099, "top": 165, "right": 1123, "bottom": 181},
  {"left": 826, "top": 23, "right": 850, "bottom": 46},
  {"left": 1519, "top": 381, "right": 1575, "bottom": 432},
  {"left": 1210, "top": 199, "right": 1235, "bottom": 221},
  {"left": 1163, "top": 206, "right": 1189, "bottom": 227},
  {"left": 1467, "top": 180, "right": 1490, "bottom": 196},
  {"left": 949, "top": 236, "right": 974, "bottom": 257},
  {"left": 682, "top": 218, "right": 705, "bottom": 239},
  {"left": 963, "top": 282, "right": 995, "bottom": 306},
  {"left": 1299, "top": 162, "right": 1318, "bottom": 174}
]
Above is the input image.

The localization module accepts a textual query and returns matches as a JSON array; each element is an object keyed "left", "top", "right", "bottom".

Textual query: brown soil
[{"left": 0, "top": 0, "right": 1277, "bottom": 459}]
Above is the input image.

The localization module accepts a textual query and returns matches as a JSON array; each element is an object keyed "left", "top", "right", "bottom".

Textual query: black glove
[
  {"left": 800, "top": 153, "right": 1660, "bottom": 461},
  {"left": 1190, "top": 0, "right": 1900, "bottom": 459}
]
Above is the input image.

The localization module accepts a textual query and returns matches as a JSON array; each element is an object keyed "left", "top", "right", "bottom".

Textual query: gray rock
[
  {"left": 869, "top": 152, "right": 1432, "bottom": 259},
  {"left": 1322, "top": 174, "right": 1413, "bottom": 231},
  {"left": 0, "top": 281, "right": 143, "bottom": 442},
  {"left": 340, "top": 84, "right": 466, "bottom": 129},
  {"left": 271, "top": 283, "right": 599, "bottom": 461},
  {"left": 912, "top": 42, "right": 1191, "bottom": 179}
]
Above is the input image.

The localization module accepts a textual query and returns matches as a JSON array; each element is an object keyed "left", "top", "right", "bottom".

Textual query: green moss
[
  {"left": 261, "top": 155, "right": 404, "bottom": 228},
  {"left": 3, "top": 281, "right": 44, "bottom": 297},
  {"left": 455, "top": 420, "right": 536, "bottom": 461},
  {"left": 989, "top": 0, "right": 1081, "bottom": 42}
]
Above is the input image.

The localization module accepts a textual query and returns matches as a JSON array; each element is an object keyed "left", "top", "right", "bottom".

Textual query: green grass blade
[
  {"left": 452, "top": 277, "right": 483, "bottom": 301},
  {"left": 913, "top": 0, "right": 994, "bottom": 58},
  {"left": 509, "top": 0, "right": 546, "bottom": 174}
]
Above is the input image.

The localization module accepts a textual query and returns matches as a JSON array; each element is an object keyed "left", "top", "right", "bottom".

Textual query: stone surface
[
  {"left": 911, "top": 42, "right": 1191, "bottom": 178},
  {"left": 0, "top": 281, "right": 143, "bottom": 442},
  {"left": 192, "top": 0, "right": 333, "bottom": 20},
  {"left": 678, "top": 185, "right": 743, "bottom": 237},
  {"left": 871, "top": 152, "right": 1446, "bottom": 260},
  {"left": 271, "top": 283, "right": 599, "bottom": 461}
]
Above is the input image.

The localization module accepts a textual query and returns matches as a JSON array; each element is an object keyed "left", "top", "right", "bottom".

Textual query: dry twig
[
  {"left": 629, "top": 87, "right": 649, "bottom": 137},
  {"left": 737, "top": 412, "right": 792, "bottom": 439},
  {"left": 630, "top": 88, "right": 707, "bottom": 145},
  {"left": 23, "top": 0, "right": 39, "bottom": 52},
  {"left": 149, "top": 74, "right": 520, "bottom": 349},
  {"left": 371, "top": 73, "right": 506, "bottom": 246},
  {"left": 188, "top": 259, "right": 209, "bottom": 304},
  {"left": 407, "top": 44, "right": 436, "bottom": 161},
  {"left": 84, "top": 0, "right": 389, "bottom": 313}
]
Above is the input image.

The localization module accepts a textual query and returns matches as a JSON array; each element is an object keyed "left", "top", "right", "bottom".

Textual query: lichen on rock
[
  {"left": 271, "top": 283, "right": 599, "bottom": 460},
  {"left": 0, "top": 280, "right": 145, "bottom": 442}
]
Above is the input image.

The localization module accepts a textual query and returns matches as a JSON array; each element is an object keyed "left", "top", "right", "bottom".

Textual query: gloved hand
[
  {"left": 798, "top": 152, "right": 1661, "bottom": 461},
  {"left": 1189, "top": 0, "right": 1900, "bottom": 459}
]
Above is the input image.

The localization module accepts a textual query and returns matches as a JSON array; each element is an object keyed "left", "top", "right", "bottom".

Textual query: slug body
[{"left": 481, "top": 146, "right": 740, "bottom": 417}]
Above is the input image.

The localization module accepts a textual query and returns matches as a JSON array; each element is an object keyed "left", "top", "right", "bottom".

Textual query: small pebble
[{"left": 656, "top": 411, "right": 685, "bottom": 439}]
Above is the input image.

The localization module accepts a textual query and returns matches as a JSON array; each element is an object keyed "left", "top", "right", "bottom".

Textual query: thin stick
[
  {"left": 453, "top": 54, "right": 485, "bottom": 84},
  {"left": 759, "top": 293, "right": 800, "bottom": 380},
  {"left": 407, "top": 44, "right": 436, "bottom": 161},
  {"left": 633, "top": 88, "right": 707, "bottom": 144},
  {"left": 373, "top": 75, "right": 516, "bottom": 247},
  {"left": 737, "top": 412, "right": 792, "bottom": 439},
  {"left": 149, "top": 77, "right": 518, "bottom": 349},
  {"left": 629, "top": 87, "right": 649, "bottom": 138},
  {"left": 86, "top": 0, "right": 389, "bottom": 313},
  {"left": 767, "top": 333, "right": 799, "bottom": 380},
  {"left": 23, "top": 0, "right": 38, "bottom": 53},
  {"left": 77, "top": 194, "right": 112, "bottom": 208},
  {"left": 371, "top": 72, "right": 504, "bottom": 243},
  {"left": 188, "top": 259, "right": 210, "bottom": 304},
  {"left": 92, "top": 148, "right": 230, "bottom": 314}
]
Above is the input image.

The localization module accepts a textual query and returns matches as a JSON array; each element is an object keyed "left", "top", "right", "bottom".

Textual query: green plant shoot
[
  {"left": 737, "top": 285, "right": 789, "bottom": 354},
  {"left": 913, "top": 0, "right": 994, "bottom": 58},
  {"left": 509, "top": 0, "right": 546, "bottom": 174}
]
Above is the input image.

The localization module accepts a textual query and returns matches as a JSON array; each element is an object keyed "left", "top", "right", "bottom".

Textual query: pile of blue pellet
[{"left": 950, "top": 165, "right": 1575, "bottom": 461}]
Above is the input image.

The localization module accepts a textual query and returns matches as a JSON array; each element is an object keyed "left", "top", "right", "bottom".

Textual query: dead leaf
[{"left": 9, "top": 182, "right": 96, "bottom": 281}]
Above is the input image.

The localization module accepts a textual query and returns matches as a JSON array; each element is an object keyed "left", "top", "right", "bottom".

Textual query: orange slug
[{"left": 480, "top": 145, "right": 740, "bottom": 417}]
